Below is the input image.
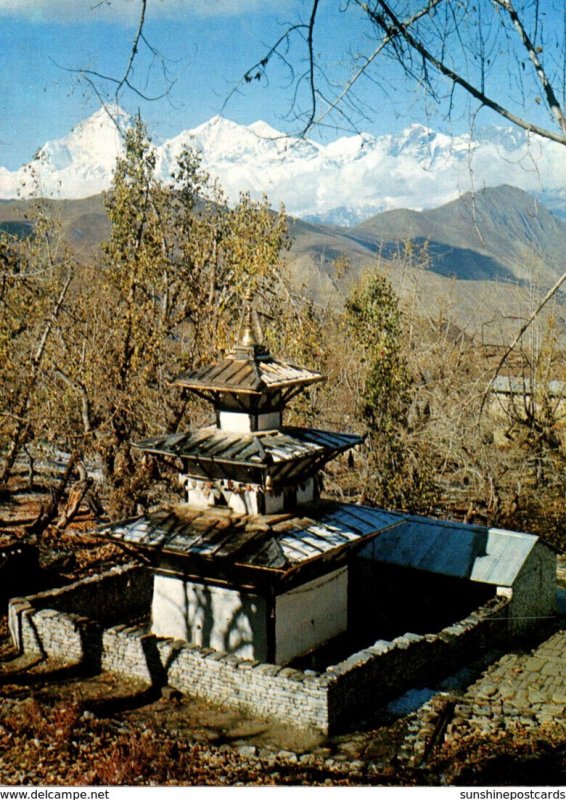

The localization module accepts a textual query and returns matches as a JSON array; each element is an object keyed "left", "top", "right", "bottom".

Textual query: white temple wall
[
  {"left": 296, "top": 478, "right": 316, "bottom": 506},
  {"left": 219, "top": 410, "right": 281, "bottom": 432},
  {"left": 275, "top": 567, "right": 348, "bottom": 664},
  {"left": 182, "top": 475, "right": 316, "bottom": 515},
  {"left": 264, "top": 489, "right": 285, "bottom": 514},
  {"left": 186, "top": 486, "right": 217, "bottom": 509},
  {"left": 151, "top": 574, "right": 268, "bottom": 661},
  {"left": 226, "top": 488, "right": 262, "bottom": 515}
]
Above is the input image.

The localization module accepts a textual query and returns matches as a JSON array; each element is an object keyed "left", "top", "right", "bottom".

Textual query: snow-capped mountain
[
  {"left": 1, "top": 107, "right": 127, "bottom": 201},
  {"left": 1, "top": 107, "right": 565, "bottom": 226}
]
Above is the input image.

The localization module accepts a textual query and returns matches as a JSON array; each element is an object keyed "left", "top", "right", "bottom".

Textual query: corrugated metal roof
[
  {"left": 176, "top": 353, "right": 323, "bottom": 396},
  {"left": 470, "top": 528, "right": 539, "bottom": 585},
  {"left": 358, "top": 516, "right": 539, "bottom": 587},
  {"left": 99, "top": 502, "right": 401, "bottom": 574},
  {"left": 134, "top": 426, "right": 362, "bottom": 468},
  {"left": 491, "top": 376, "right": 566, "bottom": 398}
]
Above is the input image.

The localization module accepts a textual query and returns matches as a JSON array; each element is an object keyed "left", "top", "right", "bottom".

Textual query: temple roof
[
  {"left": 176, "top": 293, "right": 322, "bottom": 399},
  {"left": 99, "top": 502, "right": 545, "bottom": 589},
  {"left": 175, "top": 352, "right": 323, "bottom": 397},
  {"left": 134, "top": 426, "right": 362, "bottom": 484},
  {"left": 99, "top": 502, "right": 402, "bottom": 578},
  {"left": 359, "top": 516, "right": 542, "bottom": 587}
]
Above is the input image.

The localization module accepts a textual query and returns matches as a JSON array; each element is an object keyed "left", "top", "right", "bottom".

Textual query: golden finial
[
  {"left": 231, "top": 288, "right": 269, "bottom": 360},
  {"left": 241, "top": 291, "right": 258, "bottom": 347}
]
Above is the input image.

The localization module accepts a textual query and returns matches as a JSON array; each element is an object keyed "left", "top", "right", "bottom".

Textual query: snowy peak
[
  {"left": 0, "top": 107, "right": 564, "bottom": 225},
  {"left": 247, "top": 120, "right": 287, "bottom": 138},
  {"left": 40, "top": 106, "right": 128, "bottom": 172},
  {"left": 0, "top": 106, "right": 129, "bottom": 199},
  {"left": 166, "top": 115, "right": 320, "bottom": 165},
  {"left": 386, "top": 123, "right": 470, "bottom": 164}
]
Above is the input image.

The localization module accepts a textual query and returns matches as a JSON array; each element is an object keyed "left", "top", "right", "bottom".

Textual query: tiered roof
[
  {"left": 174, "top": 339, "right": 323, "bottom": 410},
  {"left": 105, "top": 299, "right": 368, "bottom": 576},
  {"left": 135, "top": 426, "right": 361, "bottom": 485}
]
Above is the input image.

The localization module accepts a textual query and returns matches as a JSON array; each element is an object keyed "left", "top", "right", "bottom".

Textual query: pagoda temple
[
  {"left": 99, "top": 301, "right": 558, "bottom": 669},
  {"left": 100, "top": 304, "right": 406, "bottom": 665},
  {"left": 7, "top": 297, "right": 558, "bottom": 734}
]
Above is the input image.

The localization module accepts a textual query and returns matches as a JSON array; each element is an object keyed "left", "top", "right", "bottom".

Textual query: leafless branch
[
  {"left": 364, "top": 0, "right": 566, "bottom": 145},
  {"left": 493, "top": 0, "right": 566, "bottom": 134},
  {"left": 334, "top": 0, "right": 445, "bottom": 116},
  {"left": 52, "top": 0, "right": 175, "bottom": 115},
  {"left": 222, "top": 22, "right": 310, "bottom": 115},
  {"left": 118, "top": 0, "right": 148, "bottom": 98},
  {"left": 304, "top": 0, "right": 321, "bottom": 130}
]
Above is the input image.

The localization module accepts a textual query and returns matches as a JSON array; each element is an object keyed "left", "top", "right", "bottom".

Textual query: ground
[{"left": 2, "top": 482, "right": 566, "bottom": 786}]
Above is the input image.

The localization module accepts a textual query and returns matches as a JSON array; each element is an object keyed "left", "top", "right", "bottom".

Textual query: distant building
[{"left": 487, "top": 374, "right": 566, "bottom": 446}]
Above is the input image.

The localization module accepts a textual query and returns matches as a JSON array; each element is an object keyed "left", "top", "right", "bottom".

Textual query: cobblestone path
[{"left": 447, "top": 629, "right": 566, "bottom": 739}]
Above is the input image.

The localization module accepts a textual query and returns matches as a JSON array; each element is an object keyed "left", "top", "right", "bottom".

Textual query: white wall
[
  {"left": 219, "top": 410, "right": 281, "bottom": 432},
  {"left": 152, "top": 574, "right": 268, "bottom": 660},
  {"left": 275, "top": 567, "right": 348, "bottom": 664},
  {"left": 186, "top": 486, "right": 217, "bottom": 509},
  {"left": 296, "top": 477, "right": 316, "bottom": 506},
  {"left": 181, "top": 476, "right": 286, "bottom": 514}
]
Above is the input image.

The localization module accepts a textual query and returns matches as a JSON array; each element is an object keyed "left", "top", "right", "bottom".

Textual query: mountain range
[
  {"left": 1, "top": 106, "right": 565, "bottom": 344},
  {"left": 1, "top": 107, "right": 565, "bottom": 226},
  {"left": 1, "top": 182, "right": 565, "bottom": 345}
]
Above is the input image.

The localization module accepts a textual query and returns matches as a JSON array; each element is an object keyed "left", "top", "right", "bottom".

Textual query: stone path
[{"left": 447, "top": 629, "right": 566, "bottom": 740}]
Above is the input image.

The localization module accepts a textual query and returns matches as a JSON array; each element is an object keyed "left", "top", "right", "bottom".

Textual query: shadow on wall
[{"left": 152, "top": 576, "right": 268, "bottom": 660}]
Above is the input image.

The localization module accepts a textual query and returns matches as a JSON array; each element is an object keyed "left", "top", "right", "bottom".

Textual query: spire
[
  {"left": 232, "top": 291, "right": 269, "bottom": 360},
  {"left": 240, "top": 291, "right": 259, "bottom": 347}
]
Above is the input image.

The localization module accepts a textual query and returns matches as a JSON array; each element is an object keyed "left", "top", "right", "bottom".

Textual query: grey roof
[
  {"left": 135, "top": 426, "right": 362, "bottom": 471},
  {"left": 100, "top": 498, "right": 543, "bottom": 587},
  {"left": 175, "top": 351, "right": 323, "bottom": 396},
  {"left": 491, "top": 376, "right": 566, "bottom": 398},
  {"left": 358, "top": 516, "right": 540, "bottom": 587},
  {"left": 100, "top": 502, "right": 402, "bottom": 574}
]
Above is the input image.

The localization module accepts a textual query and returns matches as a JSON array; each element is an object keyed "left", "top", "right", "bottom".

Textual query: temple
[
  {"left": 99, "top": 299, "right": 556, "bottom": 670},
  {"left": 9, "top": 299, "right": 558, "bottom": 732},
  {"left": 100, "top": 303, "right": 392, "bottom": 664}
]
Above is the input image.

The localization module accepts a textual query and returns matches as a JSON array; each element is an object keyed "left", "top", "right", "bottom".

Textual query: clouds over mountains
[{"left": 1, "top": 107, "right": 565, "bottom": 227}]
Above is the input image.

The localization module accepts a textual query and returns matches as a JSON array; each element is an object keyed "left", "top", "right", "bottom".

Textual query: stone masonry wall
[
  {"left": 97, "top": 595, "right": 509, "bottom": 731},
  {"left": 100, "top": 627, "right": 329, "bottom": 730},
  {"left": 8, "top": 568, "right": 511, "bottom": 733},
  {"left": 8, "top": 564, "right": 151, "bottom": 658},
  {"left": 324, "top": 596, "right": 510, "bottom": 728}
]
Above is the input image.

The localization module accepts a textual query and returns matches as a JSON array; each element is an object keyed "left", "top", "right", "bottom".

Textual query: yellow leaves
[
  {"left": 4, "top": 121, "right": 298, "bottom": 509},
  {"left": 223, "top": 194, "right": 288, "bottom": 295}
]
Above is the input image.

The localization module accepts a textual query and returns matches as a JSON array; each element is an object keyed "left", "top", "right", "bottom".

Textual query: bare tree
[
  {"left": 230, "top": 0, "right": 566, "bottom": 145},
  {"left": 75, "top": 2, "right": 565, "bottom": 146}
]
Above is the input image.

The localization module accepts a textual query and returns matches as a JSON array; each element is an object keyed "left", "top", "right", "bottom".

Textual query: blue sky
[{"left": 0, "top": 0, "right": 563, "bottom": 170}]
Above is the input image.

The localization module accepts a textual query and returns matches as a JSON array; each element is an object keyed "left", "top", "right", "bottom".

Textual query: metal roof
[
  {"left": 175, "top": 351, "right": 323, "bottom": 397},
  {"left": 100, "top": 497, "right": 544, "bottom": 588},
  {"left": 358, "top": 516, "right": 540, "bottom": 587},
  {"left": 134, "top": 426, "right": 362, "bottom": 470},
  {"left": 100, "top": 502, "right": 402, "bottom": 575}
]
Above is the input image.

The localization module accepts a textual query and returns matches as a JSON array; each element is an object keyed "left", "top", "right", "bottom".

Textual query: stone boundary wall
[
  {"left": 8, "top": 567, "right": 511, "bottom": 732},
  {"left": 325, "top": 596, "right": 510, "bottom": 728},
  {"left": 8, "top": 564, "right": 151, "bottom": 658}
]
